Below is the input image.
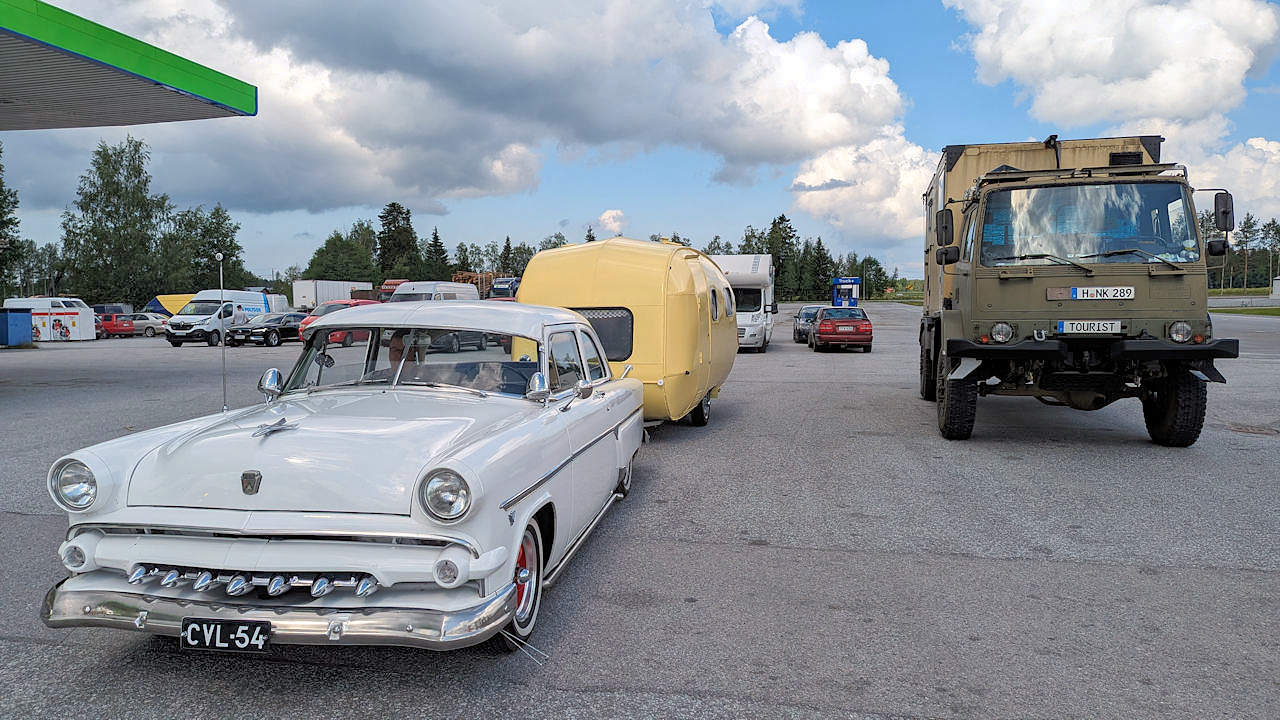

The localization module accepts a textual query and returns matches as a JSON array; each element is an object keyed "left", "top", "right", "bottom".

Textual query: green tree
[
  {"left": 584, "top": 226, "right": 597, "bottom": 243},
  {"left": 1199, "top": 209, "right": 1228, "bottom": 289},
  {"left": 181, "top": 204, "right": 249, "bottom": 292},
  {"left": 454, "top": 242, "right": 475, "bottom": 273},
  {"left": 375, "top": 202, "right": 420, "bottom": 278},
  {"left": 0, "top": 141, "right": 23, "bottom": 293},
  {"left": 539, "top": 232, "right": 568, "bottom": 251},
  {"left": 737, "top": 225, "right": 766, "bottom": 253},
  {"left": 420, "top": 227, "right": 451, "bottom": 280},
  {"left": 498, "top": 236, "right": 513, "bottom": 274},
  {"left": 1236, "top": 212, "right": 1258, "bottom": 289},
  {"left": 303, "top": 228, "right": 377, "bottom": 283},
  {"left": 510, "top": 242, "right": 536, "bottom": 275},
  {"left": 702, "top": 235, "right": 732, "bottom": 255},
  {"left": 480, "top": 240, "right": 502, "bottom": 273},
  {"left": 348, "top": 219, "right": 377, "bottom": 260},
  {"left": 1261, "top": 218, "right": 1280, "bottom": 289},
  {"left": 60, "top": 136, "right": 172, "bottom": 306}
]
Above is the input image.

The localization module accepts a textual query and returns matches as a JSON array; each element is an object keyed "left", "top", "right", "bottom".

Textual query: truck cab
[{"left": 919, "top": 136, "right": 1238, "bottom": 446}]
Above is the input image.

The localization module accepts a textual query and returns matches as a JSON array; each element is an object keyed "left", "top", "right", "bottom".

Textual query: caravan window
[
  {"left": 571, "top": 307, "right": 633, "bottom": 362},
  {"left": 724, "top": 288, "right": 734, "bottom": 317},
  {"left": 709, "top": 288, "right": 720, "bottom": 321}
]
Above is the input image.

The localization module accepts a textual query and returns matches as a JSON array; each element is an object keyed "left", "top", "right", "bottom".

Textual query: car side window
[
  {"left": 548, "top": 331, "right": 584, "bottom": 392},
  {"left": 709, "top": 287, "right": 719, "bottom": 321},
  {"left": 961, "top": 211, "right": 978, "bottom": 260},
  {"left": 579, "top": 331, "right": 608, "bottom": 382},
  {"left": 221, "top": 304, "right": 233, "bottom": 318}
]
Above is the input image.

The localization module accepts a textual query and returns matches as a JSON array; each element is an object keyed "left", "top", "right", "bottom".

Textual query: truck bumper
[
  {"left": 947, "top": 338, "right": 1239, "bottom": 361},
  {"left": 41, "top": 576, "right": 517, "bottom": 651}
]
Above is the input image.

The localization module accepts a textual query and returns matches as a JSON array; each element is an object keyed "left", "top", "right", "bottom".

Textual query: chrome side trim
[
  {"left": 499, "top": 407, "right": 641, "bottom": 511},
  {"left": 68, "top": 524, "right": 483, "bottom": 559},
  {"left": 543, "top": 491, "right": 621, "bottom": 588},
  {"left": 41, "top": 580, "right": 517, "bottom": 651}
]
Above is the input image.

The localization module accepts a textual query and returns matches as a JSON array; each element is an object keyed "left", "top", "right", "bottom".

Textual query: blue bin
[{"left": 1, "top": 308, "right": 34, "bottom": 345}]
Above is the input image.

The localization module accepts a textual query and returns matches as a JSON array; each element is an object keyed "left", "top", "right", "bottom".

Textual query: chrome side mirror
[
  {"left": 575, "top": 379, "right": 592, "bottom": 399},
  {"left": 525, "top": 372, "right": 550, "bottom": 402},
  {"left": 258, "top": 368, "right": 283, "bottom": 401}
]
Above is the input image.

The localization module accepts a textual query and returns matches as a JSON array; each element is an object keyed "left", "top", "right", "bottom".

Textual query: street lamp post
[{"left": 217, "top": 252, "right": 227, "bottom": 413}]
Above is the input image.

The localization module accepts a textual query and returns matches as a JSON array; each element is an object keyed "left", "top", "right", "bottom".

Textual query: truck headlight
[
  {"left": 50, "top": 460, "right": 97, "bottom": 511},
  {"left": 989, "top": 322, "right": 1014, "bottom": 344},
  {"left": 1169, "top": 321, "right": 1192, "bottom": 343},
  {"left": 419, "top": 470, "right": 471, "bottom": 521}
]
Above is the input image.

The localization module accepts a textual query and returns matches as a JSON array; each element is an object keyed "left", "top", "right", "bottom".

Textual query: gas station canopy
[{"left": 0, "top": 0, "right": 255, "bottom": 131}]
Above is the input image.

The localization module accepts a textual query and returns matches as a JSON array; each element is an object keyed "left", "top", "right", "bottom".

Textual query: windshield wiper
[
  {"left": 991, "top": 253, "right": 1094, "bottom": 275},
  {"left": 400, "top": 381, "right": 488, "bottom": 398},
  {"left": 1077, "top": 248, "right": 1182, "bottom": 270}
]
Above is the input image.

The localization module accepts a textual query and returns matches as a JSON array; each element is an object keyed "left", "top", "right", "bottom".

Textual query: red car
[
  {"left": 298, "top": 299, "right": 380, "bottom": 344},
  {"left": 96, "top": 313, "right": 135, "bottom": 338},
  {"left": 809, "top": 306, "right": 872, "bottom": 352}
]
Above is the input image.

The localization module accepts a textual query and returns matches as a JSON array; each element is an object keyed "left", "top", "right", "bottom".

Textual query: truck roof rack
[{"left": 976, "top": 163, "right": 1184, "bottom": 186}]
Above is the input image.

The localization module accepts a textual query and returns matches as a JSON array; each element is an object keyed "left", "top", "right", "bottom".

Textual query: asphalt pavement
[{"left": 1, "top": 304, "right": 1276, "bottom": 718}]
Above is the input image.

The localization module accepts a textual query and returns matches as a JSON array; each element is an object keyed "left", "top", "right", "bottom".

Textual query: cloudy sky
[{"left": 4, "top": 0, "right": 1280, "bottom": 278}]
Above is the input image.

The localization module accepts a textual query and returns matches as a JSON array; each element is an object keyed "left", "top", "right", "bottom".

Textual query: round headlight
[
  {"left": 420, "top": 470, "right": 471, "bottom": 521},
  {"left": 989, "top": 322, "right": 1014, "bottom": 344},
  {"left": 51, "top": 460, "right": 97, "bottom": 511},
  {"left": 1169, "top": 321, "right": 1192, "bottom": 343}
]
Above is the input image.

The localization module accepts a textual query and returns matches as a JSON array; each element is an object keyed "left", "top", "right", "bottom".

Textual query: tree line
[
  {"left": 1198, "top": 210, "right": 1280, "bottom": 290},
  {"left": 0, "top": 137, "right": 264, "bottom": 308}
]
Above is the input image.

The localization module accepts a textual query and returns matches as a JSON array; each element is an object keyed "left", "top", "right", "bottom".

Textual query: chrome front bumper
[{"left": 41, "top": 577, "right": 517, "bottom": 651}]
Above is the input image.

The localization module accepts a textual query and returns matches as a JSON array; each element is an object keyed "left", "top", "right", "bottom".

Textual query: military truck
[{"left": 919, "top": 135, "right": 1239, "bottom": 446}]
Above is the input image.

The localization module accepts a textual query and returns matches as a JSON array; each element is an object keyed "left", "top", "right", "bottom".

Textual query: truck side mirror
[
  {"left": 1214, "top": 192, "right": 1235, "bottom": 231},
  {"left": 1206, "top": 239, "right": 1228, "bottom": 256},
  {"left": 936, "top": 245, "right": 961, "bottom": 265},
  {"left": 770, "top": 302, "right": 779, "bottom": 314},
  {"left": 934, "top": 208, "right": 954, "bottom": 246}
]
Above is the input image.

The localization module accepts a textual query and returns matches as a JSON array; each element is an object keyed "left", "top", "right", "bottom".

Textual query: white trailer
[
  {"left": 292, "top": 280, "right": 374, "bottom": 310},
  {"left": 710, "top": 254, "right": 777, "bottom": 353}
]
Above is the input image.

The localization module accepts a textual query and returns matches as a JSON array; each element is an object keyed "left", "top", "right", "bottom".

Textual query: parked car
[
  {"left": 298, "top": 299, "right": 380, "bottom": 342},
  {"left": 124, "top": 312, "right": 168, "bottom": 337},
  {"left": 96, "top": 314, "right": 135, "bottom": 338},
  {"left": 809, "top": 306, "right": 873, "bottom": 352},
  {"left": 226, "top": 312, "right": 308, "bottom": 347},
  {"left": 93, "top": 315, "right": 103, "bottom": 339},
  {"left": 792, "top": 304, "right": 824, "bottom": 343},
  {"left": 40, "top": 301, "right": 644, "bottom": 653}
]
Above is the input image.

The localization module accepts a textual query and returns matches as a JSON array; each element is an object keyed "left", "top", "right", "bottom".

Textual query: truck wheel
[
  {"left": 1142, "top": 371, "right": 1207, "bottom": 447},
  {"left": 487, "top": 519, "right": 544, "bottom": 653},
  {"left": 936, "top": 353, "right": 977, "bottom": 440},
  {"left": 919, "top": 342, "right": 937, "bottom": 401},
  {"left": 206, "top": 331, "right": 221, "bottom": 347},
  {"left": 685, "top": 393, "right": 711, "bottom": 426}
]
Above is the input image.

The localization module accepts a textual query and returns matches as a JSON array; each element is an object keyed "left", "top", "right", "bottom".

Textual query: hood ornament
[
  {"left": 241, "top": 470, "right": 262, "bottom": 495},
  {"left": 252, "top": 417, "right": 298, "bottom": 438}
]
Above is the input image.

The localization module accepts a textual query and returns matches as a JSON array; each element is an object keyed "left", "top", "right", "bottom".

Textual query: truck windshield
[
  {"left": 177, "top": 301, "right": 222, "bottom": 316},
  {"left": 979, "top": 182, "right": 1198, "bottom": 267},
  {"left": 735, "top": 288, "right": 763, "bottom": 312}
]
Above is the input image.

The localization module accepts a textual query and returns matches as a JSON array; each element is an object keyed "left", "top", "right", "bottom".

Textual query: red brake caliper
[{"left": 514, "top": 544, "right": 527, "bottom": 606}]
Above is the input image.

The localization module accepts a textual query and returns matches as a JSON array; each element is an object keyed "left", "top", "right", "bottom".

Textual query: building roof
[
  {"left": 308, "top": 301, "right": 586, "bottom": 338},
  {"left": 0, "top": 0, "right": 255, "bottom": 130}
]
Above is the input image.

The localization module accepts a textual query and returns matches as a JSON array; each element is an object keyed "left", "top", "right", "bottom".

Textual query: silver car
[
  {"left": 792, "top": 304, "right": 824, "bottom": 343},
  {"left": 125, "top": 312, "right": 169, "bottom": 337}
]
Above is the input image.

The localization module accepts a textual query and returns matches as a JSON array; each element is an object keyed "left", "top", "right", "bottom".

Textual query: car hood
[{"left": 126, "top": 390, "right": 536, "bottom": 515}]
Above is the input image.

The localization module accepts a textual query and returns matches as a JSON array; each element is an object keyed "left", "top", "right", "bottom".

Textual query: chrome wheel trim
[{"left": 513, "top": 528, "right": 539, "bottom": 625}]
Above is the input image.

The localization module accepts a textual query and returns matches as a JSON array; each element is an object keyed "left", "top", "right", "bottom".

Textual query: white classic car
[{"left": 41, "top": 302, "right": 644, "bottom": 653}]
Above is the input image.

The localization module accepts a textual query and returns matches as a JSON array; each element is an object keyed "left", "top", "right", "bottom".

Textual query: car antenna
[{"left": 217, "top": 252, "right": 228, "bottom": 413}]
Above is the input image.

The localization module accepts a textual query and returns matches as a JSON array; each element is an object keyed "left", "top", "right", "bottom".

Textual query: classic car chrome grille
[
  {"left": 75, "top": 525, "right": 466, "bottom": 551},
  {"left": 125, "top": 564, "right": 382, "bottom": 598}
]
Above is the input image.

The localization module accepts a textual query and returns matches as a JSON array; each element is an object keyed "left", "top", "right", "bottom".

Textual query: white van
[
  {"left": 165, "top": 289, "right": 289, "bottom": 347},
  {"left": 3, "top": 296, "right": 96, "bottom": 341},
  {"left": 388, "top": 281, "right": 480, "bottom": 302},
  {"left": 710, "top": 254, "right": 777, "bottom": 353}
]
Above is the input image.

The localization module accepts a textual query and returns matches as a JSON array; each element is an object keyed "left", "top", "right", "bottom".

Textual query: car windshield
[
  {"left": 979, "top": 182, "right": 1199, "bottom": 266},
  {"left": 177, "top": 301, "right": 222, "bottom": 316},
  {"left": 799, "top": 307, "right": 820, "bottom": 320},
  {"left": 283, "top": 326, "right": 543, "bottom": 397},
  {"left": 390, "top": 292, "right": 431, "bottom": 302},
  {"left": 248, "top": 313, "right": 282, "bottom": 326},
  {"left": 735, "top": 287, "right": 763, "bottom": 312},
  {"left": 309, "top": 303, "right": 349, "bottom": 316},
  {"left": 821, "top": 308, "right": 866, "bottom": 320}
]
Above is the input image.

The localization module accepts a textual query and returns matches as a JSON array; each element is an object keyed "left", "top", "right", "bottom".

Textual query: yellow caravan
[{"left": 517, "top": 237, "right": 737, "bottom": 425}]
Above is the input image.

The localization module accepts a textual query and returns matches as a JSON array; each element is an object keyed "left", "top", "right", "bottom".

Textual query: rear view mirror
[
  {"left": 936, "top": 245, "right": 961, "bottom": 265},
  {"left": 525, "top": 372, "right": 550, "bottom": 402},
  {"left": 258, "top": 368, "right": 283, "bottom": 401},
  {"left": 1214, "top": 192, "right": 1235, "bottom": 231},
  {"left": 575, "top": 379, "right": 593, "bottom": 399},
  {"left": 935, "top": 208, "right": 954, "bottom": 246},
  {"left": 1206, "top": 238, "right": 1228, "bottom": 256},
  {"left": 770, "top": 302, "right": 779, "bottom": 314}
]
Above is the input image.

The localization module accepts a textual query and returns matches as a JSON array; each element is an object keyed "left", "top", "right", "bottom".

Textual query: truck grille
[{"left": 737, "top": 327, "right": 746, "bottom": 338}]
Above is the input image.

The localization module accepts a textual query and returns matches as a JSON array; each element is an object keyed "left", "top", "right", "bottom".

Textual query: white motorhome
[
  {"left": 710, "top": 254, "right": 777, "bottom": 353},
  {"left": 164, "top": 289, "right": 289, "bottom": 347},
  {"left": 389, "top": 281, "right": 481, "bottom": 302},
  {"left": 3, "top": 296, "right": 95, "bottom": 341}
]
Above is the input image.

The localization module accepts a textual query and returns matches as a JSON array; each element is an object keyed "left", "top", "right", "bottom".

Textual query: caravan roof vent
[{"left": 1109, "top": 152, "right": 1143, "bottom": 166}]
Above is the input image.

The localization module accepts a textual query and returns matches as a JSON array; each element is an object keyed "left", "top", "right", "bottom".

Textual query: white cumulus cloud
[{"left": 598, "top": 209, "right": 627, "bottom": 235}]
